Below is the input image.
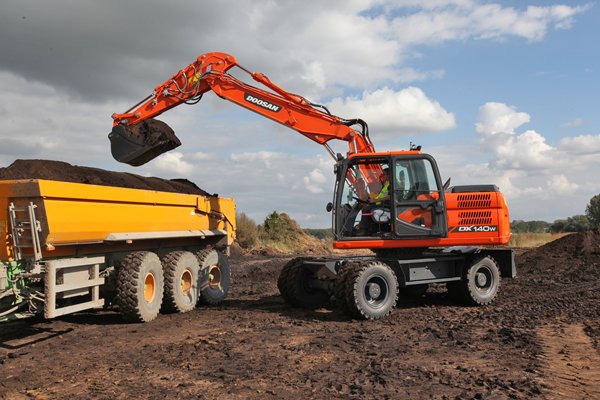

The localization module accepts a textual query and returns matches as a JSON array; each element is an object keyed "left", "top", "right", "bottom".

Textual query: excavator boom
[{"left": 110, "top": 52, "right": 374, "bottom": 166}]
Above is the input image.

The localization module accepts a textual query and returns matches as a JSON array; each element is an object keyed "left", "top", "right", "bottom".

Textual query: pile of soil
[
  {"left": 518, "top": 229, "right": 600, "bottom": 284},
  {"left": 0, "top": 159, "right": 213, "bottom": 197}
]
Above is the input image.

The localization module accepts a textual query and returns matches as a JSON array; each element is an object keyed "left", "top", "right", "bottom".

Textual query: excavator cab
[{"left": 333, "top": 154, "right": 448, "bottom": 241}]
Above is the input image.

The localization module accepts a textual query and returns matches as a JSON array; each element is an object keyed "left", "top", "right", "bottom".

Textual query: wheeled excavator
[{"left": 110, "top": 52, "right": 515, "bottom": 319}]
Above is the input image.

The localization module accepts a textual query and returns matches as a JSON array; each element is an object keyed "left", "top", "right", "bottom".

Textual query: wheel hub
[
  {"left": 180, "top": 269, "right": 193, "bottom": 296},
  {"left": 367, "top": 282, "right": 382, "bottom": 299},
  {"left": 476, "top": 271, "right": 488, "bottom": 287},
  {"left": 144, "top": 272, "right": 156, "bottom": 303}
]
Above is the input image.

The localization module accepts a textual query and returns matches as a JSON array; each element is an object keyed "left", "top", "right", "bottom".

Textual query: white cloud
[
  {"left": 390, "top": 2, "right": 589, "bottom": 45},
  {"left": 435, "top": 101, "right": 599, "bottom": 221},
  {"left": 0, "top": 2, "right": 593, "bottom": 227},
  {"left": 476, "top": 102, "right": 557, "bottom": 170},
  {"left": 152, "top": 152, "right": 193, "bottom": 176},
  {"left": 561, "top": 117, "right": 583, "bottom": 129},
  {"left": 303, "top": 168, "right": 328, "bottom": 194},
  {"left": 328, "top": 87, "right": 456, "bottom": 135},
  {"left": 547, "top": 174, "right": 578, "bottom": 194},
  {"left": 559, "top": 134, "right": 600, "bottom": 155}
]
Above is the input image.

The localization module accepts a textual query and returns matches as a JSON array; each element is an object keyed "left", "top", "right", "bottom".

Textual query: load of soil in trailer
[{"left": 0, "top": 159, "right": 212, "bottom": 197}]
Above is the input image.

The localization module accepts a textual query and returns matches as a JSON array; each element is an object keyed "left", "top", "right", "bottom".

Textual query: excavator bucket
[{"left": 109, "top": 119, "right": 181, "bottom": 166}]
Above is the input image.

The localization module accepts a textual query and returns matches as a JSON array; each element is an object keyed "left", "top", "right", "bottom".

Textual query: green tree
[
  {"left": 550, "top": 215, "right": 591, "bottom": 233},
  {"left": 585, "top": 194, "right": 600, "bottom": 227}
]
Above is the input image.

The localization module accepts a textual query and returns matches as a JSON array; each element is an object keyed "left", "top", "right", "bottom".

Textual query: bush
[
  {"left": 262, "top": 211, "right": 300, "bottom": 242},
  {"left": 236, "top": 212, "right": 259, "bottom": 248}
]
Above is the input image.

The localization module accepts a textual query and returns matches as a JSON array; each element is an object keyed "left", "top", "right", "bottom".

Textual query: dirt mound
[
  {"left": 518, "top": 228, "right": 600, "bottom": 283},
  {"left": 0, "top": 159, "right": 213, "bottom": 197}
]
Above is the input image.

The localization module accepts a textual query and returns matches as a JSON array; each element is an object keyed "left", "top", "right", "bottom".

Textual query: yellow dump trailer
[{"left": 0, "top": 179, "right": 236, "bottom": 322}]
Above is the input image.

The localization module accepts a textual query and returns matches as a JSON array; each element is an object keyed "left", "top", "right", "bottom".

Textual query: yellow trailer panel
[{"left": 0, "top": 179, "right": 236, "bottom": 262}]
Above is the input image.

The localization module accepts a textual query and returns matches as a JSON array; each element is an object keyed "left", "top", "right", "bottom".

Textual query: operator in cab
[{"left": 356, "top": 167, "right": 391, "bottom": 235}]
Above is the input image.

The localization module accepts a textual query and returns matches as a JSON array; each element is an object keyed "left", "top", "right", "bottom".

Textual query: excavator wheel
[
  {"left": 463, "top": 256, "right": 501, "bottom": 305},
  {"left": 333, "top": 265, "right": 354, "bottom": 314},
  {"left": 197, "top": 249, "right": 230, "bottom": 306},
  {"left": 279, "top": 258, "right": 329, "bottom": 310},
  {"left": 116, "top": 251, "right": 164, "bottom": 323},
  {"left": 343, "top": 261, "right": 398, "bottom": 320},
  {"left": 161, "top": 251, "right": 200, "bottom": 314},
  {"left": 447, "top": 256, "right": 501, "bottom": 306}
]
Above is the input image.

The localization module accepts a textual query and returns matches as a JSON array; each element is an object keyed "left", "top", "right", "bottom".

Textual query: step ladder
[{"left": 8, "top": 202, "right": 42, "bottom": 262}]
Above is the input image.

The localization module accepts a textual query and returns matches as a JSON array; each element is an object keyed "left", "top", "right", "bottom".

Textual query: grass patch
[{"left": 509, "top": 232, "right": 570, "bottom": 248}]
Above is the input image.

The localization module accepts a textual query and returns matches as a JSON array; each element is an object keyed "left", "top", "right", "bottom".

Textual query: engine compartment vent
[
  {"left": 458, "top": 211, "right": 493, "bottom": 225},
  {"left": 457, "top": 193, "right": 492, "bottom": 208}
]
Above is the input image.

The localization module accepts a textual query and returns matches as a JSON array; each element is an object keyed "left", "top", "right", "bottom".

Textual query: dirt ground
[{"left": 1, "top": 231, "right": 599, "bottom": 399}]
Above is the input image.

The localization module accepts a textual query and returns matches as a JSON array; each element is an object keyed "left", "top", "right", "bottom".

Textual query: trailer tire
[
  {"left": 284, "top": 261, "right": 329, "bottom": 309},
  {"left": 344, "top": 261, "right": 398, "bottom": 320},
  {"left": 116, "top": 251, "right": 164, "bottom": 323},
  {"left": 197, "top": 249, "right": 230, "bottom": 306},
  {"left": 161, "top": 251, "right": 200, "bottom": 314},
  {"left": 463, "top": 256, "right": 501, "bottom": 306}
]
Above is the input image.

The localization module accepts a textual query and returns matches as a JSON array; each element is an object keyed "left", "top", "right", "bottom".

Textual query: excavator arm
[{"left": 110, "top": 52, "right": 375, "bottom": 167}]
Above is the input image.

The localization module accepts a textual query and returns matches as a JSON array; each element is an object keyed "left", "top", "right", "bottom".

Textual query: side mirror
[
  {"left": 326, "top": 202, "right": 333, "bottom": 212},
  {"left": 443, "top": 177, "right": 451, "bottom": 191}
]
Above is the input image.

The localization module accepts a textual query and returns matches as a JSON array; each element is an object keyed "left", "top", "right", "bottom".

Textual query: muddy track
[
  {"left": 537, "top": 323, "right": 600, "bottom": 399},
  {"left": 1, "top": 232, "right": 599, "bottom": 399}
]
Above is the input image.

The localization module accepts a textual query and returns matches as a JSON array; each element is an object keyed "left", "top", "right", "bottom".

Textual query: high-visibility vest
[
  {"left": 374, "top": 182, "right": 389, "bottom": 205},
  {"left": 377, "top": 182, "right": 389, "bottom": 199}
]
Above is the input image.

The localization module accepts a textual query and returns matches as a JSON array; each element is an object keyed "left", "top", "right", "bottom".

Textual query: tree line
[{"left": 512, "top": 194, "right": 600, "bottom": 233}]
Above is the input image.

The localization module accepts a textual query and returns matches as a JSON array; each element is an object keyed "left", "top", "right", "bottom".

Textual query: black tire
[
  {"left": 116, "top": 251, "right": 164, "bottom": 323},
  {"left": 344, "top": 262, "right": 398, "bottom": 320},
  {"left": 333, "top": 265, "right": 354, "bottom": 314},
  {"left": 161, "top": 251, "right": 200, "bottom": 314},
  {"left": 197, "top": 249, "right": 230, "bottom": 306},
  {"left": 401, "top": 283, "right": 429, "bottom": 298},
  {"left": 278, "top": 257, "right": 304, "bottom": 304},
  {"left": 462, "top": 256, "right": 501, "bottom": 305},
  {"left": 446, "top": 281, "right": 465, "bottom": 302},
  {"left": 284, "top": 261, "right": 329, "bottom": 310}
]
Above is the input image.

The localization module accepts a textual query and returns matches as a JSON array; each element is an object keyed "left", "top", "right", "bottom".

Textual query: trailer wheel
[
  {"left": 283, "top": 260, "right": 329, "bottom": 309},
  {"left": 463, "top": 256, "right": 501, "bottom": 305},
  {"left": 161, "top": 251, "right": 200, "bottom": 313},
  {"left": 197, "top": 249, "right": 230, "bottom": 306},
  {"left": 344, "top": 262, "right": 398, "bottom": 320},
  {"left": 116, "top": 251, "right": 164, "bottom": 322}
]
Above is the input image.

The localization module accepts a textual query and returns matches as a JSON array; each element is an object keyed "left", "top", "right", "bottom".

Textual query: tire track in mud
[{"left": 537, "top": 323, "right": 600, "bottom": 399}]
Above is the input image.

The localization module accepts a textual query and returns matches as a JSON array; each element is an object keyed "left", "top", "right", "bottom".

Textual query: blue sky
[{"left": 0, "top": 1, "right": 598, "bottom": 227}]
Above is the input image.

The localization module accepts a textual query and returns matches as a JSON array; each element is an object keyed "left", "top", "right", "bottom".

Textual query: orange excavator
[{"left": 110, "top": 52, "right": 515, "bottom": 319}]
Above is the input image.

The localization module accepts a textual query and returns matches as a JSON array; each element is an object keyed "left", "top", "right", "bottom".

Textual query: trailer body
[{"left": 0, "top": 179, "right": 235, "bottom": 322}]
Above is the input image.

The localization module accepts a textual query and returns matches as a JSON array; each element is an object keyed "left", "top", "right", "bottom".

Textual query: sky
[{"left": 0, "top": 0, "right": 598, "bottom": 228}]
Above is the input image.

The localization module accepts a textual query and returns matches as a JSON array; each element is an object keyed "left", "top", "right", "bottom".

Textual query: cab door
[{"left": 392, "top": 155, "right": 448, "bottom": 238}]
